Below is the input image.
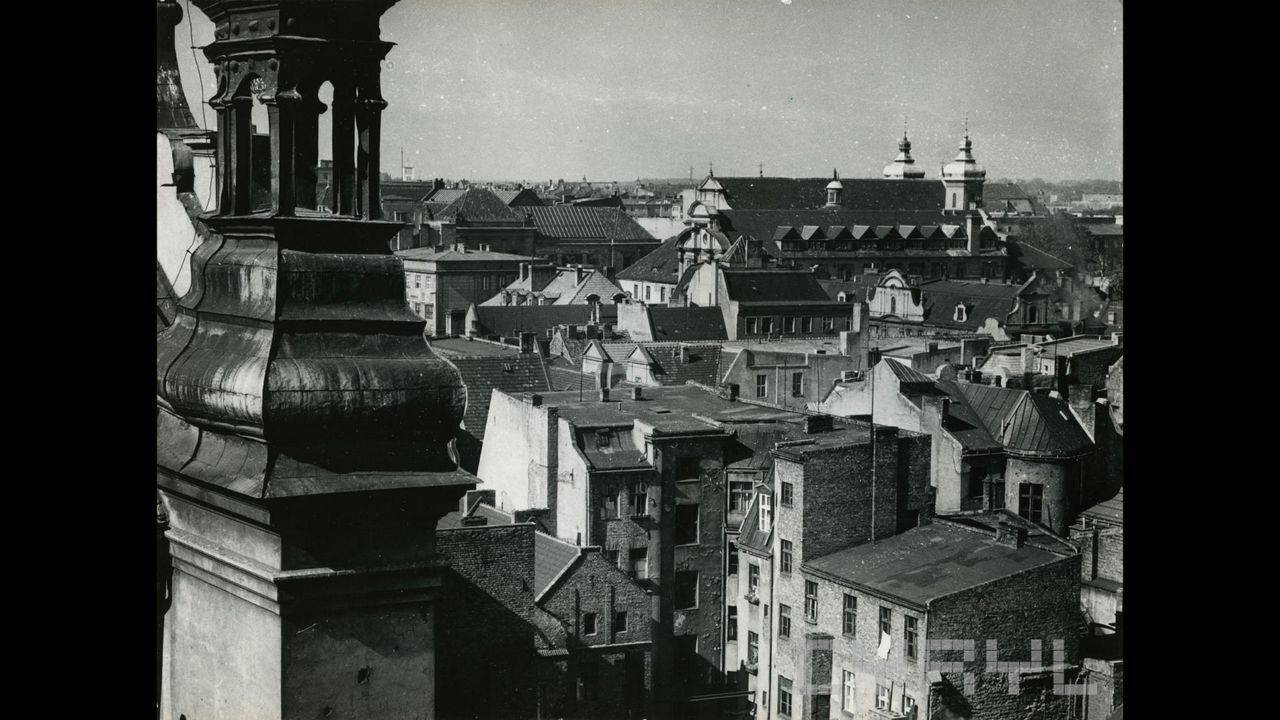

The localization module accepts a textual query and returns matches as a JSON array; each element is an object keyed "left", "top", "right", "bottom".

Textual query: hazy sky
[{"left": 174, "top": 0, "right": 1122, "bottom": 183}]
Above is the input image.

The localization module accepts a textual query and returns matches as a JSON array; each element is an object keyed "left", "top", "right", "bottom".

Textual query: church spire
[{"left": 883, "top": 123, "right": 925, "bottom": 179}]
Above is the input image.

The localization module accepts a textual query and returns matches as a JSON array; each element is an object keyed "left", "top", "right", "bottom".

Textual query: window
[
  {"left": 675, "top": 504, "right": 700, "bottom": 545},
  {"left": 954, "top": 303, "right": 967, "bottom": 323},
  {"left": 780, "top": 481, "right": 794, "bottom": 507},
  {"left": 630, "top": 482, "right": 648, "bottom": 516},
  {"left": 730, "top": 480, "right": 753, "bottom": 514},
  {"left": 779, "top": 604, "right": 792, "bottom": 638},
  {"left": 879, "top": 606, "right": 892, "bottom": 637},
  {"left": 791, "top": 372, "right": 803, "bottom": 397},
  {"left": 748, "top": 563, "right": 760, "bottom": 594},
  {"left": 747, "top": 317, "right": 759, "bottom": 334},
  {"left": 675, "top": 571, "right": 699, "bottom": 610},
  {"left": 614, "top": 611, "right": 628, "bottom": 634},
  {"left": 780, "top": 539, "right": 793, "bottom": 574},
  {"left": 842, "top": 670, "right": 856, "bottom": 712},
  {"left": 875, "top": 683, "right": 891, "bottom": 710},
  {"left": 1019, "top": 483, "right": 1044, "bottom": 524},
  {"left": 595, "top": 429, "right": 612, "bottom": 449},
  {"left": 728, "top": 542, "right": 739, "bottom": 575},
  {"left": 889, "top": 296, "right": 897, "bottom": 315},
  {"left": 606, "top": 549, "right": 619, "bottom": 568},
  {"left": 761, "top": 317, "right": 773, "bottom": 334},
  {"left": 804, "top": 580, "right": 818, "bottom": 622},
  {"left": 727, "top": 606, "right": 738, "bottom": 642},
  {"left": 748, "top": 631, "right": 759, "bottom": 665},
  {"left": 778, "top": 676, "right": 793, "bottom": 717},
  {"left": 905, "top": 615, "right": 918, "bottom": 661},
  {"left": 755, "top": 374, "right": 768, "bottom": 398},
  {"left": 603, "top": 492, "right": 618, "bottom": 519},
  {"left": 823, "top": 316, "right": 834, "bottom": 332},
  {"left": 801, "top": 316, "right": 813, "bottom": 334},
  {"left": 645, "top": 286, "right": 651, "bottom": 301},
  {"left": 967, "top": 468, "right": 985, "bottom": 500},
  {"left": 951, "top": 192, "right": 958, "bottom": 209},
  {"left": 577, "top": 660, "right": 598, "bottom": 703},
  {"left": 414, "top": 273, "right": 422, "bottom": 289},
  {"left": 630, "top": 547, "right": 648, "bottom": 580},
  {"left": 903, "top": 695, "right": 917, "bottom": 716},
  {"left": 660, "top": 286, "right": 666, "bottom": 303},
  {"left": 783, "top": 316, "right": 796, "bottom": 334},
  {"left": 842, "top": 594, "right": 857, "bottom": 636},
  {"left": 583, "top": 612, "right": 598, "bottom": 636},
  {"left": 759, "top": 493, "right": 773, "bottom": 533}
]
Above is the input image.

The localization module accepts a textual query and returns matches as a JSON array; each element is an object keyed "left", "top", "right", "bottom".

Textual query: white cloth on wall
[{"left": 877, "top": 631, "right": 892, "bottom": 659}]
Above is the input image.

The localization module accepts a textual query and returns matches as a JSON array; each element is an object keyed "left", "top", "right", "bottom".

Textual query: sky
[{"left": 174, "top": 0, "right": 1122, "bottom": 183}]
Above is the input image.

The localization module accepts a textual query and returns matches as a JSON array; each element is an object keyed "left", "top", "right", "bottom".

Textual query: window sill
[{"left": 804, "top": 617, "right": 818, "bottom": 625}]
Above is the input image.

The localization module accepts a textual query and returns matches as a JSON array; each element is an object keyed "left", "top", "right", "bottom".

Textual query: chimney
[
  {"left": 537, "top": 338, "right": 551, "bottom": 357},
  {"left": 727, "top": 383, "right": 740, "bottom": 401},
  {"left": 1112, "top": 332, "right": 1123, "bottom": 346},
  {"left": 631, "top": 387, "right": 643, "bottom": 401},
  {"left": 520, "top": 262, "right": 530, "bottom": 281},
  {"left": 600, "top": 387, "right": 611, "bottom": 402},
  {"left": 958, "top": 368, "right": 973, "bottom": 383},
  {"left": 585, "top": 324, "right": 598, "bottom": 340},
  {"left": 980, "top": 277, "right": 988, "bottom": 285},
  {"left": 519, "top": 332, "right": 535, "bottom": 354},
  {"left": 971, "top": 369, "right": 982, "bottom": 384},
  {"left": 926, "top": 341, "right": 939, "bottom": 353},
  {"left": 995, "top": 522, "right": 1028, "bottom": 549},
  {"left": 601, "top": 323, "right": 614, "bottom": 340},
  {"left": 992, "top": 375, "right": 1002, "bottom": 387},
  {"left": 575, "top": 264, "right": 586, "bottom": 285}
]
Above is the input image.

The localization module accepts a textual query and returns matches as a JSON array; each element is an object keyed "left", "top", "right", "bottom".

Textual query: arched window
[
  {"left": 889, "top": 296, "right": 897, "bottom": 315},
  {"left": 951, "top": 192, "right": 957, "bottom": 208}
]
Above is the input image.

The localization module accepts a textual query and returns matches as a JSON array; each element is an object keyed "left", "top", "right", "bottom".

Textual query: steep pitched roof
[
  {"left": 722, "top": 269, "right": 833, "bottom": 303},
  {"left": 536, "top": 268, "right": 628, "bottom": 305},
  {"left": 712, "top": 177, "right": 944, "bottom": 211},
  {"left": 436, "top": 188, "right": 525, "bottom": 223},
  {"left": 917, "top": 278, "right": 1021, "bottom": 331},
  {"left": 534, "top": 532, "right": 582, "bottom": 597},
  {"left": 493, "top": 188, "right": 546, "bottom": 207},
  {"left": 944, "top": 381, "right": 1093, "bottom": 458},
  {"left": 617, "top": 233, "right": 683, "bottom": 283},
  {"left": 448, "top": 354, "right": 552, "bottom": 440},
  {"left": 524, "top": 205, "right": 657, "bottom": 243}
]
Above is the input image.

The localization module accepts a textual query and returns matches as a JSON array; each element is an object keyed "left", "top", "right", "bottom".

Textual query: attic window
[
  {"left": 596, "top": 430, "right": 613, "bottom": 448},
  {"left": 954, "top": 304, "right": 967, "bottom": 323}
]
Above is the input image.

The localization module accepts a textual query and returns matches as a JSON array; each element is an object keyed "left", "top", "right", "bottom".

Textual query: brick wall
[{"left": 434, "top": 524, "right": 542, "bottom": 720}]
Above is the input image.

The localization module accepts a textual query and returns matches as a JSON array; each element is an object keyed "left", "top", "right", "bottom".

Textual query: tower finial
[
  {"left": 833, "top": 168, "right": 839, "bottom": 180},
  {"left": 709, "top": 161, "right": 714, "bottom": 178},
  {"left": 964, "top": 114, "right": 969, "bottom": 140}
]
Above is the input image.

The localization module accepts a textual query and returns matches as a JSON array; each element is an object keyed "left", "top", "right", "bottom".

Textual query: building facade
[{"left": 398, "top": 244, "right": 534, "bottom": 336}]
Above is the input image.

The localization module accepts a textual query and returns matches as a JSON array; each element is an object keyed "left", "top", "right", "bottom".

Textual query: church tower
[
  {"left": 882, "top": 132, "right": 926, "bottom": 179},
  {"left": 825, "top": 168, "right": 844, "bottom": 207},
  {"left": 941, "top": 131, "right": 987, "bottom": 212},
  {"left": 156, "top": 1, "right": 475, "bottom": 718}
]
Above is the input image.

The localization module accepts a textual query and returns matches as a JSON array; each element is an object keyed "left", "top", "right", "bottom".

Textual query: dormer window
[
  {"left": 759, "top": 492, "right": 773, "bottom": 533},
  {"left": 954, "top": 303, "right": 967, "bottom": 323}
]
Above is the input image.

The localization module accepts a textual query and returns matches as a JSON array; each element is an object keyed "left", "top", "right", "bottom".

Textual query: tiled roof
[
  {"left": 1035, "top": 335, "right": 1116, "bottom": 356},
  {"left": 538, "top": 268, "right": 628, "bottom": 305},
  {"left": 712, "top": 177, "right": 945, "bottom": 211},
  {"left": 423, "top": 187, "right": 468, "bottom": 206},
  {"left": 470, "top": 304, "right": 615, "bottom": 338},
  {"left": 395, "top": 246, "right": 533, "bottom": 262},
  {"left": 493, "top": 188, "right": 546, "bottom": 207},
  {"left": 534, "top": 531, "right": 581, "bottom": 597},
  {"left": 524, "top": 206, "right": 657, "bottom": 243},
  {"left": 946, "top": 381, "right": 1094, "bottom": 458},
  {"left": 448, "top": 354, "right": 552, "bottom": 440},
  {"left": 436, "top": 188, "right": 525, "bottom": 223},
  {"left": 621, "top": 343, "right": 723, "bottom": 387},
  {"left": 719, "top": 209, "right": 971, "bottom": 244},
  {"left": 617, "top": 234, "right": 683, "bottom": 283},
  {"left": 803, "top": 521, "right": 1067, "bottom": 607},
  {"left": 647, "top": 307, "right": 729, "bottom": 342},
  {"left": 429, "top": 337, "right": 523, "bottom": 357},
  {"left": 722, "top": 269, "right": 833, "bottom": 303}
]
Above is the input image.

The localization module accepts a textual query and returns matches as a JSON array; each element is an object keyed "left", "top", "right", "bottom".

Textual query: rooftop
[
  {"left": 616, "top": 234, "right": 683, "bottom": 283},
  {"left": 707, "top": 176, "right": 945, "bottom": 212},
  {"left": 722, "top": 268, "right": 835, "bottom": 304},
  {"left": 396, "top": 245, "right": 534, "bottom": 263},
  {"left": 646, "top": 306, "right": 729, "bottom": 342},
  {"left": 524, "top": 205, "right": 657, "bottom": 243},
  {"left": 429, "top": 336, "right": 524, "bottom": 357},
  {"left": 1081, "top": 488, "right": 1123, "bottom": 527},
  {"left": 803, "top": 520, "right": 1068, "bottom": 609}
]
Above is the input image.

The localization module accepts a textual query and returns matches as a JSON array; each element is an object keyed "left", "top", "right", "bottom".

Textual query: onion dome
[
  {"left": 941, "top": 134, "right": 987, "bottom": 180},
  {"left": 883, "top": 133, "right": 926, "bottom": 179}
]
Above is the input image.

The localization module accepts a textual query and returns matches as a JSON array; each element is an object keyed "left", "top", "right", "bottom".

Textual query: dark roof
[
  {"left": 524, "top": 206, "right": 657, "bottom": 243},
  {"left": 803, "top": 522, "right": 1067, "bottom": 608},
  {"left": 719, "top": 209, "right": 972, "bottom": 245},
  {"left": 423, "top": 187, "right": 468, "bottom": 206},
  {"left": 722, "top": 269, "right": 833, "bottom": 303},
  {"left": 1008, "top": 240, "right": 1073, "bottom": 272},
  {"left": 647, "top": 307, "right": 729, "bottom": 342},
  {"left": 713, "top": 177, "right": 944, "bottom": 211},
  {"left": 945, "top": 381, "right": 1094, "bottom": 459},
  {"left": 617, "top": 234, "right": 683, "bottom": 283},
  {"left": 576, "top": 425, "right": 651, "bottom": 471},
  {"left": 429, "top": 337, "right": 523, "bottom": 356},
  {"left": 470, "top": 304, "right": 616, "bottom": 338},
  {"left": 917, "top": 278, "right": 1022, "bottom": 331},
  {"left": 885, "top": 360, "right": 934, "bottom": 385},
  {"left": 494, "top": 188, "right": 546, "bottom": 207},
  {"left": 534, "top": 532, "right": 582, "bottom": 596},
  {"left": 436, "top": 188, "right": 525, "bottom": 223},
  {"left": 818, "top": 274, "right": 880, "bottom": 302},
  {"left": 447, "top": 354, "right": 552, "bottom": 440},
  {"left": 622, "top": 343, "right": 723, "bottom": 387},
  {"left": 437, "top": 503, "right": 516, "bottom": 530}
]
